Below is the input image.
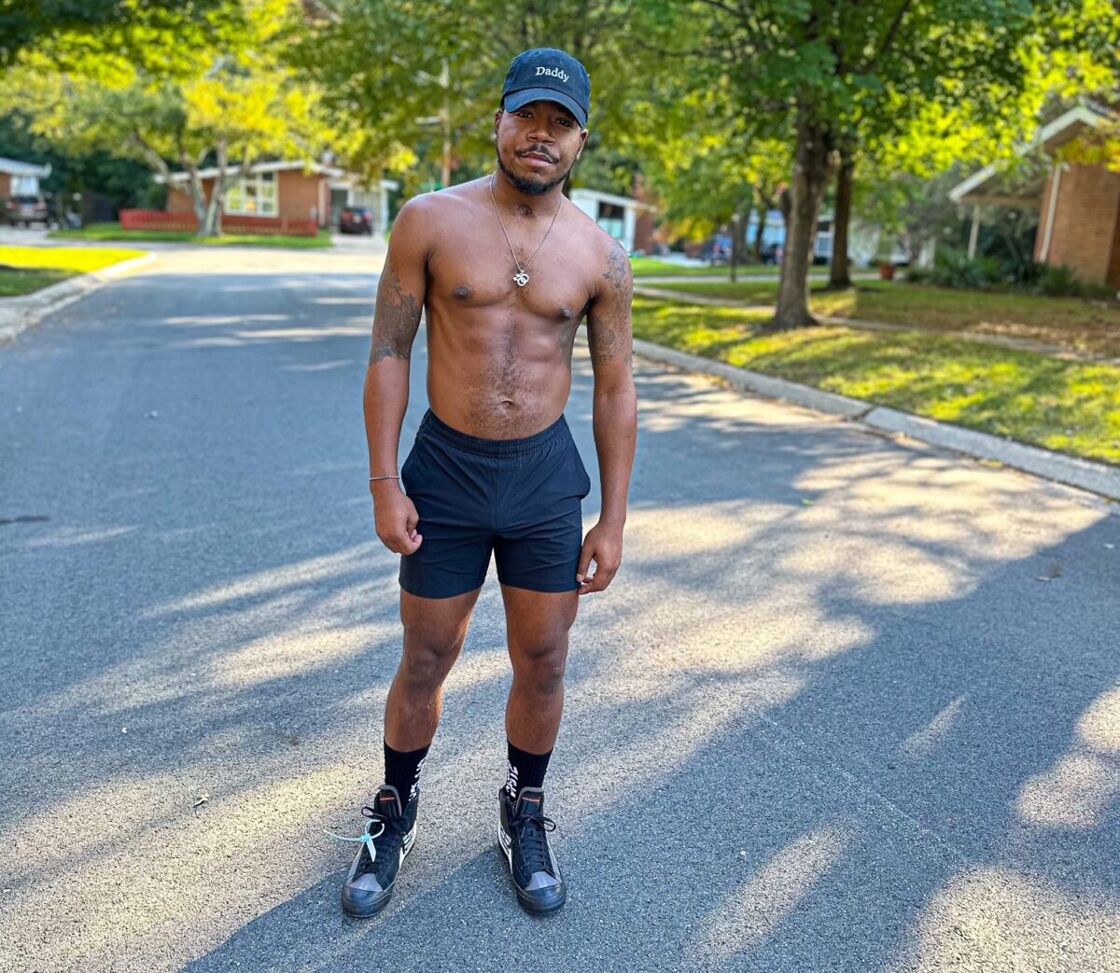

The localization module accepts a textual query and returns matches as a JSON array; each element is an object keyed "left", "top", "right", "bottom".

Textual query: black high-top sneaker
[
  {"left": 497, "top": 786, "right": 566, "bottom": 914},
  {"left": 338, "top": 785, "right": 418, "bottom": 918}
]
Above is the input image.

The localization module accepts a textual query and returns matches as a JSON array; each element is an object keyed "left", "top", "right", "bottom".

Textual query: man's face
[{"left": 493, "top": 100, "right": 588, "bottom": 195}]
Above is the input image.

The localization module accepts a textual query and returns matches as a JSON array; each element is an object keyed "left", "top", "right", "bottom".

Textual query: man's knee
[
  {"left": 512, "top": 640, "right": 569, "bottom": 695},
  {"left": 397, "top": 629, "right": 462, "bottom": 692}
]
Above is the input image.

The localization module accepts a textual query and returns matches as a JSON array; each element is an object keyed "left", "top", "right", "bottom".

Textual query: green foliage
[
  {"left": 0, "top": 110, "right": 165, "bottom": 214},
  {"left": 0, "top": 0, "right": 338, "bottom": 236},
  {"left": 1035, "top": 264, "right": 1114, "bottom": 299},
  {"left": 0, "top": 0, "right": 227, "bottom": 68},
  {"left": 291, "top": 0, "right": 664, "bottom": 184},
  {"left": 910, "top": 248, "right": 1006, "bottom": 290}
]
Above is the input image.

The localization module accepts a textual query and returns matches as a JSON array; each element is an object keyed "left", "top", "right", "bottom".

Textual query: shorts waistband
[{"left": 418, "top": 408, "right": 569, "bottom": 456}]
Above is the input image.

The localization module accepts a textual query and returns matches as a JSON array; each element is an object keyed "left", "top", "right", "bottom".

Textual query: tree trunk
[
  {"left": 770, "top": 116, "right": 834, "bottom": 332},
  {"left": 201, "top": 139, "right": 228, "bottom": 238},
  {"left": 182, "top": 156, "right": 209, "bottom": 232},
  {"left": 829, "top": 145, "right": 854, "bottom": 288},
  {"left": 752, "top": 195, "right": 770, "bottom": 260}
]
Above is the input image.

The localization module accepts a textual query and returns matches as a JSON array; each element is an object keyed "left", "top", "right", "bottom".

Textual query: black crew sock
[
  {"left": 383, "top": 740, "right": 430, "bottom": 807},
  {"left": 505, "top": 740, "right": 552, "bottom": 803}
]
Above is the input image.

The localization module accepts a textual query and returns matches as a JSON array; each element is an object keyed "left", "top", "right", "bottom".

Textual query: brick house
[
  {"left": 154, "top": 160, "right": 396, "bottom": 235},
  {"left": 0, "top": 156, "right": 51, "bottom": 200},
  {"left": 950, "top": 103, "right": 1120, "bottom": 288}
]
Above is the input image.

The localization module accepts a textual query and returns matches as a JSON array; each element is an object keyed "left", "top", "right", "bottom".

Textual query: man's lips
[{"left": 520, "top": 152, "right": 555, "bottom": 167}]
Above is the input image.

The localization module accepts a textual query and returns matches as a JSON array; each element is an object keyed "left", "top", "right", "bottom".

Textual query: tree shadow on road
[{"left": 2, "top": 267, "right": 1118, "bottom": 972}]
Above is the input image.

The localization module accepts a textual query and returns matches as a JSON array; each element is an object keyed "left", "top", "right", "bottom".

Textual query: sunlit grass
[
  {"left": 641, "top": 280, "right": 1120, "bottom": 357},
  {"left": 632, "top": 297, "right": 1120, "bottom": 465},
  {"left": 630, "top": 257, "right": 792, "bottom": 278},
  {"left": 0, "top": 245, "right": 145, "bottom": 296}
]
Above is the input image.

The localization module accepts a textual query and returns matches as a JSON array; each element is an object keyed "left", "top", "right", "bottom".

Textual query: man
[{"left": 344, "top": 47, "right": 636, "bottom": 918}]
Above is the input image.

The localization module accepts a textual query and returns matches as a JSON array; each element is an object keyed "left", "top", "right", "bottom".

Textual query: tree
[
  {"left": 0, "top": 0, "right": 225, "bottom": 68},
  {"left": 0, "top": 0, "right": 336, "bottom": 236},
  {"left": 292, "top": 0, "right": 658, "bottom": 190},
  {"left": 663, "top": 0, "right": 1119, "bottom": 331}
]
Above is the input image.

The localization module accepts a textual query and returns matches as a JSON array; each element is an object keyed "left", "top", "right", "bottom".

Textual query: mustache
[{"left": 519, "top": 147, "right": 558, "bottom": 162}]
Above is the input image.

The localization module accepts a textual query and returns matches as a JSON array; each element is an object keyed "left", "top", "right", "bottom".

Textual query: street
[{"left": 1, "top": 246, "right": 1118, "bottom": 973}]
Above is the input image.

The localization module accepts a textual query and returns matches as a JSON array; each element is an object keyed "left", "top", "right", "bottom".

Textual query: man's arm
[
  {"left": 362, "top": 198, "right": 429, "bottom": 556},
  {"left": 578, "top": 240, "right": 637, "bottom": 594}
]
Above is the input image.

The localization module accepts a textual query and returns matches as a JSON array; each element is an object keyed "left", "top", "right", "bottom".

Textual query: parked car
[
  {"left": 4, "top": 194, "right": 50, "bottom": 227},
  {"left": 339, "top": 206, "right": 374, "bottom": 235}
]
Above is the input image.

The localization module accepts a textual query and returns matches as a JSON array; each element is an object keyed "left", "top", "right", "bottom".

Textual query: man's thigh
[
  {"left": 401, "top": 587, "right": 482, "bottom": 656},
  {"left": 501, "top": 585, "right": 579, "bottom": 657}
]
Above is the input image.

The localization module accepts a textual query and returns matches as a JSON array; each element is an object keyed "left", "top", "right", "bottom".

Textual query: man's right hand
[{"left": 371, "top": 481, "right": 423, "bottom": 555}]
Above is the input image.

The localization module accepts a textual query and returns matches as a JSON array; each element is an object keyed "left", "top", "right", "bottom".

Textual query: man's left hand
[{"left": 577, "top": 522, "right": 623, "bottom": 595}]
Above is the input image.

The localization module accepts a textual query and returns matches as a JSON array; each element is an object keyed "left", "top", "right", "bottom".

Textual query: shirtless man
[{"left": 342, "top": 48, "right": 636, "bottom": 918}]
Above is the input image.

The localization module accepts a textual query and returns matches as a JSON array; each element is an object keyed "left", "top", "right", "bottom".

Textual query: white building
[{"left": 570, "top": 188, "right": 648, "bottom": 252}]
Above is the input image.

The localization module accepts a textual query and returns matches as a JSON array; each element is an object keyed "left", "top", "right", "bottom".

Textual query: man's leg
[
  {"left": 496, "top": 584, "right": 578, "bottom": 915},
  {"left": 385, "top": 587, "right": 481, "bottom": 752},
  {"left": 502, "top": 585, "right": 579, "bottom": 761},
  {"left": 339, "top": 586, "right": 479, "bottom": 919}
]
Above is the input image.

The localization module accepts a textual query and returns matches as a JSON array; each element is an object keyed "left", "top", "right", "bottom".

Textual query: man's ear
[
  {"left": 576, "top": 129, "right": 589, "bottom": 159},
  {"left": 494, "top": 108, "right": 502, "bottom": 134}
]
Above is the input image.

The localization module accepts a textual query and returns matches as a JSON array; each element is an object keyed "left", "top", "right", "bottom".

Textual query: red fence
[{"left": 119, "top": 209, "right": 319, "bottom": 237}]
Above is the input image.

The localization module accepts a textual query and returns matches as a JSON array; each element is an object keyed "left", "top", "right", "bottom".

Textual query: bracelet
[{"left": 369, "top": 474, "right": 400, "bottom": 482}]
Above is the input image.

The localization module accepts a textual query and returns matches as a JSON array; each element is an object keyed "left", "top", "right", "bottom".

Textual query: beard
[{"left": 496, "top": 148, "right": 573, "bottom": 196}]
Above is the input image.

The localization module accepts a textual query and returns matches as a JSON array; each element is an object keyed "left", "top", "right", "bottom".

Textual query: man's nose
[{"left": 527, "top": 120, "right": 555, "bottom": 144}]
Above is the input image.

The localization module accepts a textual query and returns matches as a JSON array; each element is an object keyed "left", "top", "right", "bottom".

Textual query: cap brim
[{"left": 504, "top": 87, "right": 587, "bottom": 127}]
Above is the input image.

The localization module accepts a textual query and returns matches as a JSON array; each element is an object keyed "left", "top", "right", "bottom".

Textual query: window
[{"left": 224, "top": 171, "right": 277, "bottom": 216}]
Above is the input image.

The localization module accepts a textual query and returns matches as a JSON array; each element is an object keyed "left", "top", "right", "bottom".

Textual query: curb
[
  {"left": 632, "top": 337, "right": 1120, "bottom": 504},
  {"left": 0, "top": 252, "right": 156, "bottom": 343}
]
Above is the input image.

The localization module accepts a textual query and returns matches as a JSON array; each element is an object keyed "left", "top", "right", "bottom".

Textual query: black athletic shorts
[{"left": 398, "top": 409, "right": 592, "bottom": 599}]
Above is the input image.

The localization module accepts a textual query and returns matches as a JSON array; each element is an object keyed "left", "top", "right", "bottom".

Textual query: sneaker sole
[
  {"left": 341, "top": 823, "right": 418, "bottom": 919},
  {"left": 496, "top": 824, "right": 566, "bottom": 915}
]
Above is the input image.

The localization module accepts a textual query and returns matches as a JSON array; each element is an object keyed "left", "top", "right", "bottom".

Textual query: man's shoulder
[
  {"left": 393, "top": 181, "right": 485, "bottom": 242},
  {"left": 565, "top": 202, "right": 630, "bottom": 266},
  {"left": 401, "top": 180, "right": 485, "bottom": 217}
]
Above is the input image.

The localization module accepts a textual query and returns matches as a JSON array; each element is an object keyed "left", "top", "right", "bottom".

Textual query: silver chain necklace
[{"left": 488, "top": 173, "right": 563, "bottom": 287}]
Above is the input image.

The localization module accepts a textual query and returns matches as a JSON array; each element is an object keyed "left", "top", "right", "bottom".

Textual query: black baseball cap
[{"left": 501, "top": 48, "right": 591, "bottom": 128}]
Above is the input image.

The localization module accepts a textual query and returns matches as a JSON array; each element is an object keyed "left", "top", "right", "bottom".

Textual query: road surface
[{"left": 1, "top": 244, "right": 1118, "bottom": 972}]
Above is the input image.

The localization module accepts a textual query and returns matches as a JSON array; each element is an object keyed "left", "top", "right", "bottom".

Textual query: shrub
[{"left": 926, "top": 247, "right": 1003, "bottom": 289}]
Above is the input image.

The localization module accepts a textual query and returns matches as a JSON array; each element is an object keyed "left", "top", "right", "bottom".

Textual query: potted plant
[{"left": 875, "top": 232, "right": 898, "bottom": 280}]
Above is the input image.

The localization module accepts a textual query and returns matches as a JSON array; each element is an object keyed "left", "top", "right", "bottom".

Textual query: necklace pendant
[{"left": 513, "top": 271, "right": 529, "bottom": 287}]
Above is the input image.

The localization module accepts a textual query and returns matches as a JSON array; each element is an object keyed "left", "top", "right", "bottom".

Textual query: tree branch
[{"left": 861, "top": 0, "right": 915, "bottom": 73}]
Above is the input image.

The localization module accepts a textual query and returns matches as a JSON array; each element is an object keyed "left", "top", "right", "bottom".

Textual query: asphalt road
[{"left": 1, "top": 245, "right": 1119, "bottom": 973}]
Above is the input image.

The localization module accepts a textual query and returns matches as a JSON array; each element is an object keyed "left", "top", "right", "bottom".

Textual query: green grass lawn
[
  {"left": 50, "top": 223, "right": 333, "bottom": 249},
  {"left": 0, "top": 268, "right": 74, "bottom": 297},
  {"left": 631, "top": 297, "right": 1120, "bottom": 466},
  {"left": 0, "top": 245, "right": 146, "bottom": 297},
  {"left": 639, "top": 279, "right": 1120, "bottom": 358},
  {"left": 630, "top": 257, "right": 791, "bottom": 278}
]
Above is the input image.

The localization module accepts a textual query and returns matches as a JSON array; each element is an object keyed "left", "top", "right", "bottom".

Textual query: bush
[
  {"left": 1030, "top": 264, "right": 1113, "bottom": 299},
  {"left": 922, "top": 247, "right": 1004, "bottom": 289}
]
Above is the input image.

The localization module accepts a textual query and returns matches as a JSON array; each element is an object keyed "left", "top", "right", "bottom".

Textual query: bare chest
[{"left": 426, "top": 220, "right": 597, "bottom": 324}]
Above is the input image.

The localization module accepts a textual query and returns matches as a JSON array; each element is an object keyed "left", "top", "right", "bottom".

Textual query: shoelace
[
  {"left": 512, "top": 810, "right": 558, "bottom": 873},
  {"left": 323, "top": 804, "right": 403, "bottom": 870}
]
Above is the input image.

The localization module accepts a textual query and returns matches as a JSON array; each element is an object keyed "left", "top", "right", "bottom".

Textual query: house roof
[
  {"left": 0, "top": 156, "right": 51, "bottom": 178},
  {"left": 949, "top": 103, "right": 1113, "bottom": 206},
  {"left": 156, "top": 159, "right": 397, "bottom": 191},
  {"left": 156, "top": 160, "right": 346, "bottom": 184}
]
